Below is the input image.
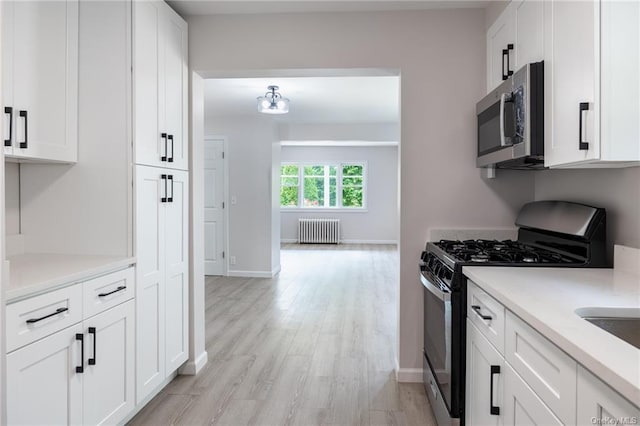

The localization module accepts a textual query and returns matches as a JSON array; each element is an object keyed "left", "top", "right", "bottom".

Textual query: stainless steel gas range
[{"left": 419, "top": 201, "right": 608, "bottom": 425}]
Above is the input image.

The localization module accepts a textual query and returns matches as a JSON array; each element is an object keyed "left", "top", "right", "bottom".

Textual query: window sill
[{"left": 280, "top": 208, "right": 368, "bottom": 213}]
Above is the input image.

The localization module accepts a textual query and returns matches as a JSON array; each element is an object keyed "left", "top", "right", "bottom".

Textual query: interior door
[{"left": 204, "top": 138, "right": 226, "bottom": 276}]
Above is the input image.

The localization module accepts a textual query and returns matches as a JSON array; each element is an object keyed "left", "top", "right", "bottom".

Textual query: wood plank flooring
[{"left": 129, "top": 244, "right": 436, "bottom": 426}]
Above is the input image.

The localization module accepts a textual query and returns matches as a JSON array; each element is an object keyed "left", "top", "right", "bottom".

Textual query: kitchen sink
[{"left": 575, "top": 307, "right": 640, "bottom": 350}]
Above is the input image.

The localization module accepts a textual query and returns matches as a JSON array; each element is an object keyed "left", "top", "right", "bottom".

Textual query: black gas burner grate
[{"left": 435, "top": 239, "right": 579, "bottom": 264}]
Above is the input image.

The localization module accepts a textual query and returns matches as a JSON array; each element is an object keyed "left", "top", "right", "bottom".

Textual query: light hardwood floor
[{"left": 129, "top": 244, "right": 436, "bottom": 426}]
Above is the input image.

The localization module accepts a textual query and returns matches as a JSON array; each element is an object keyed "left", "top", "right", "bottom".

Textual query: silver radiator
[{"left": 298, "top": 218, "right": 340, "bottom": 244}]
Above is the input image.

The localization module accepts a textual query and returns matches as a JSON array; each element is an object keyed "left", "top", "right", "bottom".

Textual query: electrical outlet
[{"left": 230, "top": 256, "right": 236, "bottom": 265}]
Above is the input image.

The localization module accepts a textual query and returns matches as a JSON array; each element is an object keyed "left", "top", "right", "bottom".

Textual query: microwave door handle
[{"left": 499, "top": 93, "right": 508, "bottom": 147}]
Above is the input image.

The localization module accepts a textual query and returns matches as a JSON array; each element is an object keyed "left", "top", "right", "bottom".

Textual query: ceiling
[
  {"left": 167, "top": 0, "right": 488, "bottom": 16},
  {"left": 205, "top": 75, "right": 400, "bottom": 123}
]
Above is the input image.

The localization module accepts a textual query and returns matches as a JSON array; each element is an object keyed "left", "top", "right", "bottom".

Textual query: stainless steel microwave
[{"left": 477, "top": 61, "right": 544, "bottom": 169}]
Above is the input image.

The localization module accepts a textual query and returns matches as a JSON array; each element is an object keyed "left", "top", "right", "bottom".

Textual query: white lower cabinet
[
  {"left": 6, "top": 268, "right": 136, "bottom": 425},
  {"left": 503, "top": 363, "right": 563, "bottom": 425},
  {"left": 135, "top": 165, "right": 189, "bottom": 403},
  {"left": 83, "top": 300, "right": 135, "bottom": 425},
  {"left": 466, "top": 280, "right": 640, "bottom": 425},
  {"left": 466, "top": 320, "right": 503, "bottom": 426},
  {"left": 7, "top": 323, "right": 83, "bottom": 425},
  {"left": 577, "top": 367, "right": 640, "bottom": 425}
]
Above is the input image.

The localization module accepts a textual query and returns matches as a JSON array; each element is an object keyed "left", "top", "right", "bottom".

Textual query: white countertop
[
  {"left": 6, "top": 253, "right": 136, "bottom": 303},
  {"left": 463, "top": 266, "right": 640, "bottom": 406}
]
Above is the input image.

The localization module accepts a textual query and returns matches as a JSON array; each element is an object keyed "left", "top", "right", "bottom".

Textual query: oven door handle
[{"left": 420, "top": 273, "right": 451, "bottom": 302}]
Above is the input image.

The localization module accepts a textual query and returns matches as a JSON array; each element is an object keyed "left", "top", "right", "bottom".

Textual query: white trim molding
[
  {"left": 280, "top": 140, "right": 398, "bottom": 147},
  {"left": 228, "top": 268, "right": 280, "bottom": 278},
  {"left": 396, "top": 368, "right": 424, "bottom": 383},
  {"left": 178, "top": 350, "right": 208, "bottom": 376},
  {"left": 341, "top": 239, "right": 397, "bottom": 245}
]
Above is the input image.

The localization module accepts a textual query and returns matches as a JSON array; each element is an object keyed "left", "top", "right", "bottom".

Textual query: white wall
[
  {"left": 535, "top": 167, "right": 640, "bottom": 261},
  {"left": 205, "top": 115, "right": 280, "bottom": 276},
  {"left": 271, "top": 141, "right": 281, "bottom": 273},
  {"left": 280, "top": 145, "right": 399, "bottom": 243},
  {"left": 280, "top": 122, "right": 399, "bottom": 141},
  {"left": 19, "top": 1, "right": 131, "bottom": 256},
  {"left": 189, "top": 9, "right": 535, "bottom": 376},
  {"left": 4, "top": 163, "right": 19, "bottom": 236}
]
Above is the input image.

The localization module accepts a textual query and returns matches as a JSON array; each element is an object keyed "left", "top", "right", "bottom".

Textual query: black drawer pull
[
  {"left": 471, "top": 305, "right": 492, "bottom": 321},
  {"left": 76, "top": 333, "right": 84, "bottom": 373},
  {"left": 161, "top": 133, "right": 168, "bottom": 161},
  {"left": 161, "top": 174, "right": 168, "bottom": 203},
  {"left": 168, "top": 134, "right": 174, "bottom": 162},
  {"left": 490, "top": 365, "right": 501, "bottom": 415},
  {"left": 88, "top": 327, "right": 97, "bottom": 365},
  {"left": 19, "top": 110, "right": 28, "bottom": 149},
  {"left": 26, "top": 307, "right": 68, "bottom": 324},
  {"left": 4, "top": 106, "right": 13, "bottom": 147},
  {"left": 579, "top": 102, "right": 589, "bottom": 150},
  {"left": 98, "top": 285, "right": 126, "bottom": 297},
  {"left": 168, "top": 175, "right": 174, "bottom": 203}
]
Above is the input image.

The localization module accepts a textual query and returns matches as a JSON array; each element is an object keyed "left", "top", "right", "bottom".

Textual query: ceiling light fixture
[{"left": 257, "top": 85, "right": 290, "bottom": 114}]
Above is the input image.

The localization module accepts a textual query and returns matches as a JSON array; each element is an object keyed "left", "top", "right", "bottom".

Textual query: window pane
[
  {"left": 342, "top": 187, "right": 363, "bottom": 207},
  {"left": 329, "top": 166, "right": 337, "bottom": 176},
  {"left": 303, "top": 177, "right": 324, "bottom": 207},
  {"left": 281, "top": 177, "right": 298, "bottom": 186},
  {"left": 329, "top": 177, "right": 337, "bottom": 207},
  {"left": 342, "top": 177, "right": 363, "bottom": 186},
  {"left": 304, "top": 165, "right": 324, "bottom": 176},
  {"left": 280, "top": 186, "right": 298, "bottom": 207},
  {"left": 342, "top": 165, "right": 363, "bottom": 176},
  {"left": 281, "top": 165, "right": 298, "bottom": 176}
]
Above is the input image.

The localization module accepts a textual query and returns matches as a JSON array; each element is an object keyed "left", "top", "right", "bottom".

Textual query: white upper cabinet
[
  {"left": 2, "top": 0, "right": 78, "bottom": 163},
  {"left": 487, "top": 0, "right": 543, "bottom": 93},
  {"left": 487, "top": 5, "right": 515, "bottom": 92},
  {"left": 544, "top": 0, "right": 640, "bottom": 168},
  {"left": 134, "top": 0, "right": 188, "bottom": 171}
]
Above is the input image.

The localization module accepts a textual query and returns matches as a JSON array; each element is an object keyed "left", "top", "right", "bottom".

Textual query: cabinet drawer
[
  {"left": 505, "top": 311, "right": 577, "bottom": 424},
  {"left": 83, "top": 267, "right": 134, "bottom": 318},
  {"left": 467, "top": 280, "right": 506, "bottom": 354},
  {"left": 6, "top": 284, "right": 83, "bottom": 352}
]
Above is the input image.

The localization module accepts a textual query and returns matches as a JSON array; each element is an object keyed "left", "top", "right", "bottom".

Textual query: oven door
[{"left": 421, "top": 270, "right": 453, "bottom": 412}]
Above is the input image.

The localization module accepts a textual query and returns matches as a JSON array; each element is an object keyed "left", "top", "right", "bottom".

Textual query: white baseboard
[
  {"left": 341, "top": 239, "right": 397, "bottom": 245},
  {"left": 178, "top": 350, "right": 208, "bottom": 375},
  {"left": 396, "top": 367, "right": 424, "bottom": 383},
  {"left": 228, "top": 269, "right": 276, "bottom": 278},
  {"left": 280, "top": 239, "right": 397, "bottom": 245},
  {"left": 271, "top": 264, "right": 281, "bottom": 276}
]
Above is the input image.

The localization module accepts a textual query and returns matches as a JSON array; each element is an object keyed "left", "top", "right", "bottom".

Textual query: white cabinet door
[
  {"left": 513, "top": 0, "right": 544, "bottom": 69},
  {"left": 502, "top": 363, "right": 563, "bottom": 425},
  {"left": 165, "top": 170, "right": 189, "bottom": 373},
  {"left": 161, "top": 5, "right": 188, "bottom": 171},
  {"left": 134, "top": 0, "right": 187, "bottom": 170},
  {"left": 544, "top": 0, "right": 600, "bottom": 167},
  {"left": 577, "top": 366, "right": 640, "bottom": 426},
  {"left": 487, "top": 5, "right": 515, "bottom": 92},
  {"left": 2, "top": 0, "right": 78, "bottom": 162},
  {"left": 83, "top": 300, "right": 135, "bottom": 426},
  {"left": 466, "top": 320, "right": 504, "bottom": 426},
  {"left": 135, "top": 165, "right": 167, "bottom": 403},
  {"left": 7, "top": 323, "right": 83, "bottom": 425}
]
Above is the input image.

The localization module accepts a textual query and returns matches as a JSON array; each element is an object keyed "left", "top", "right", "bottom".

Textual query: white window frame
[{"left": 280, "top": 161, "right": 368, "bottom": 211}]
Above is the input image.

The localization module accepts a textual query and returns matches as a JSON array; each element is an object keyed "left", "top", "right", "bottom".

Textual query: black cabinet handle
[
  {"left": 88, "top": 327, "right": 97, "bottom": 366},
  {"left": 76, "top": 333, "right": 84, "bottom": 373},
  {"left": 490, "top": 365, "right": 501, "bottom": 415},
  {"left": 168, "top": 134, "right": 174, "bottom": 163},
  {"left": 4, "top": 106, "right": 13, "bottom": 147},
  {"left": 98, "top": 285, "right": 126, "bottom": 297},
  {"left": 579, "top": 102, "right": 589, "bottom": 150},
  {"left": 19, "top": 110, "right": 27, "bottom": 149},
  {"left": 502, "top": 44, "right": 514, "bottom": 81},
  {"left": 161, "top": 133, "right": 168, "bottom": 161},
  {"left": 471, "top": 305, "right": 492, "bottom": 321},
  {"left": 26, "top": 307, "right": 68, "bottom": 324},
  {"left": 161, "top": 174, "right": 167, "bottom": 203},
  {"left": 168, "top": 175, "right": 174, "bottom": 202}
]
